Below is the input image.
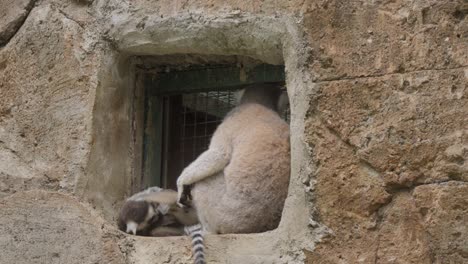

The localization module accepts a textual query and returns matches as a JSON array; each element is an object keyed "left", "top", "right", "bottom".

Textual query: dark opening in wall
[
  {"left": 152, "top": 91, "right": 237, "bottom": 189},
  {"left": 133, "top": 58, "right": 287, "bottom": 191}
]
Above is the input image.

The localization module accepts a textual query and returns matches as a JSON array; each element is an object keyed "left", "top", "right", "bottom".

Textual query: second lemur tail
[{"left": 185, "top": 224, "right": 205, "bottom": 264}]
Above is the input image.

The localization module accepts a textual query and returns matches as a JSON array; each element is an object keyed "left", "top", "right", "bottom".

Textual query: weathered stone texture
[
  {"left": 305, "top": 67, "right": 467, "bottom": 262},
  {"left": 311, "top": 69, "right": 467, "bottom": 188},
  {"left": 0, "top": 0, "right": 467, "bottom": 263},
  {"left": 413, "top": 182, "right": 468, "bottom": 263},
  {"left": 0, "top": 190, "right": 125, "bottom": 264},
  {"left": 120, "top": 0, "right": 305, "bottom": 15},
  {"left": 303, "top": 0, "right": 468, "bottom": 80},
  {"left": 0, "top": 0, "right": 36, "bottom": 46},
  {"left": 0, "top": 4, "right": 99, "bottom": 196},
  {"left": 376, "top": 193, "right": 432, "bottom": 263}
]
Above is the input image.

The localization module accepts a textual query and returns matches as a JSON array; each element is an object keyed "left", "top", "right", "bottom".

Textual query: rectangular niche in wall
[{"left": 133, "top": 59, "right": 287, "bottom": 191}]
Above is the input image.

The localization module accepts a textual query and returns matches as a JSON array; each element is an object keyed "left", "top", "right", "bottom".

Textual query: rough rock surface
[
  {"left": 413, "top": 182, "right": 468, "bottom": 263},
  {"left": 301, "top": 1, "right": 467, "bottom": 262},
  {"left": 0, "top": 0, "right": 36, "bottom": 46},
  {"left": 304, "top": 0, "right": 468, "bottom": 81},
  {"left": 0, "top": 0, "right": 467, "bottom": 263},
  {"left": 0, "top": 3, "right": 98, "bottom": 198},
  {"left": 0, "top": 190, "right": 125, "bottom": 264}
]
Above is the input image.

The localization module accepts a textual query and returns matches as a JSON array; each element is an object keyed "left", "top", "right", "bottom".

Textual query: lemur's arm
[{"left": 177, "top": 147, "right": 230, "bottom": 206}]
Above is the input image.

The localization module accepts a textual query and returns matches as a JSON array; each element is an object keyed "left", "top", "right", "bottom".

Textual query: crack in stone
[
  {"left": 0, "top": 140, "right": 18, "bottom": 154},
  {"left": 0, "top": 0, "right": 37, "bottom": 47},
  {"left": 408, "top": 193, "right": 438, "bottom": 263},
  {"left": 388, "top": 179, "right": 467, "bottom": 195},
  {"left": 373, "top": 234, "right": 380, "bottom": 264},
  {"left": 320, "top": 118, "right": 383, "bottom": 174},
  {"left": 56, "top": 7, "right": 85, "bottom": 29},
  {"left": 318, "top": 117, "right": 468, "bottom": 191},
  {"left": 315, "top": 65, "right": 468, "bottom": 83},
  {"left": 370, "top": 194, "right": 394, "bottom": 264},
  {"left": 0, "top": 140, "right": 36, "bottom": 172},
  {"left": 359, "top": 159, "right": 383, "bottom": 177},
  {"left": 320, "top": 119, "right": 359, "bottom": 154}
]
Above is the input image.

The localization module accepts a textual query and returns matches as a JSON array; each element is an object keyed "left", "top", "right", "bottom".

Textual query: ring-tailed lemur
[
  {"left": 177, "top": 84, "right": 290, "bottom": 234},
  {"left": 117, "top": 187, "right": 205, "bottom": 264}
]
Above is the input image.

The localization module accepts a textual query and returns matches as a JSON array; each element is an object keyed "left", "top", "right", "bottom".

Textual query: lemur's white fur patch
[{"left": 126, "top": 221, "right": 138, "bottom": 235}]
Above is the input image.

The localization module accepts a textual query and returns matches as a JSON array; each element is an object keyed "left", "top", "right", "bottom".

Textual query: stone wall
[{"left": 0, "top": 0, "right": 466, "bottom": 263}]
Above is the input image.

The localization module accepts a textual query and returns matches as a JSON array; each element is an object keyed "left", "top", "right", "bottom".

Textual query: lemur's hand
[{"left": 177, "top": 177, "right": 192, "bottom": 207}]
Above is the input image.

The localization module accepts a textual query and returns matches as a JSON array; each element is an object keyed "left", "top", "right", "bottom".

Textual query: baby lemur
[
  {"left": 117, "top": 187, "right": 198, "bottom": 236},
  {"left": 177, "top": 84, "right": 290, "bottom": 234},
  {"left": 118, "top": 187, "right": 205, "bottom": 264}
]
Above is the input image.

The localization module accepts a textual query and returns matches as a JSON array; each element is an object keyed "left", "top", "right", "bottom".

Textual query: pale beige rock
[
  {"left": 0, "top": 0, "right": 36, "bottom": 45},
  {"left": 0, "top": 4, "right": 97, "bottom": 196},
  {"left": 0, "top": 190, "right": 125, "bottom": 264}
]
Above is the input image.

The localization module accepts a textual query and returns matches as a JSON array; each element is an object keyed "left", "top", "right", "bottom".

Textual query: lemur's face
[{"left": 118, "top": 200, "right": 159, "bottom": 235}]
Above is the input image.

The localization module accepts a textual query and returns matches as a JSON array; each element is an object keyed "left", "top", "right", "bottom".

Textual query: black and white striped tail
[{"left": 185, "top": 224, "right": 205, "bottom": 264}]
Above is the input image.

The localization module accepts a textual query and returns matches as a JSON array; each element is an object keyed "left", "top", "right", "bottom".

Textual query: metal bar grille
[
  {"left": 180, "top": 90, "right": 237, "bottom": 167},
  {"left": 143, "top": 69, "right": 289, "bottom": 189}
]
